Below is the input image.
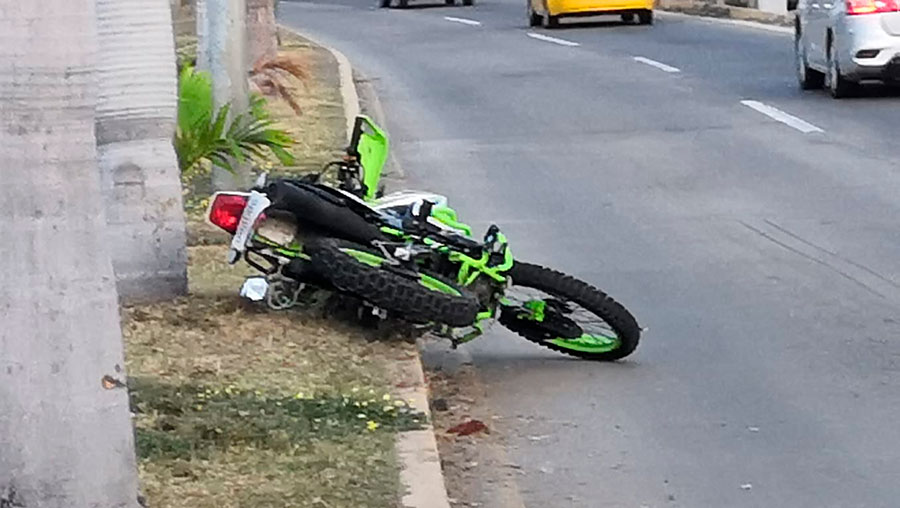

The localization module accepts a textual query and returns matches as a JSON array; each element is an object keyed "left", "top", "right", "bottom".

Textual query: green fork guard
[{"left": 348, "top": 115, "right": 389, "bottom": 202}]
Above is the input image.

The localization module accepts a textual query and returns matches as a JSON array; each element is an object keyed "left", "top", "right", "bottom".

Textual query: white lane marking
[
  {"left": 633, "top": 56, "right": 681, "bottom": 73},
  {"left": 740, "top": 100, "right": 824, "bottom": 134},
  {"left": 443, "top": 16, "right": 481, "bottom": 26},
  {"left": 526, "top": 32, "right": 580, "bottom": 47}
]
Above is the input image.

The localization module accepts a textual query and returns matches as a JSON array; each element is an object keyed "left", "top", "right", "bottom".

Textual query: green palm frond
[{"left": 175, "top": 66, "right": 296, "bottom": 175}]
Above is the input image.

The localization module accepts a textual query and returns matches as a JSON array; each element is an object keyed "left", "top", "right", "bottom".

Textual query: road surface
[{"left": 280, "top": 2, "right": 900, "bottom": 506}]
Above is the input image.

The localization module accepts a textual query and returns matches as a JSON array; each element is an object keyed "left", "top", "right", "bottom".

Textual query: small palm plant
[{"left": 175, "top": 66, "right": 296, "bottom": 175}]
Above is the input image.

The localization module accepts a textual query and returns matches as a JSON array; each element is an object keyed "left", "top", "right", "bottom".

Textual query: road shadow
[
  {"left": 387, "top": 1, "right": 474, "bottom": 9},
  {"left": 545, "top": 17, "right": 650, "bottom": 30},
  {"left": 850, "top": 83, "right": 900, "bottom": 100},
  {"left": 793, "top": 83, "right": 900, "bottom": 102}
]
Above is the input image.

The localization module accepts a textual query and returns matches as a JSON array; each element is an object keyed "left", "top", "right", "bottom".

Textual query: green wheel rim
[
  {"left": 343, "top": 248, "right": 385, "bottom": 267},
  {"left": 504, "top": 287, "right": 622, "bottom": 354},
  {"left": 342, "top": 248, "right": 461, "bottom": 296},
  {"left": 549, "top": 333, "right": 621, "bottom": 354},
  {"left": 418, "top": 275, "right": 462, "bottom": 296}
]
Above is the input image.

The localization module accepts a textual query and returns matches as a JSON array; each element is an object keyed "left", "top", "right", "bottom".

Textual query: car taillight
[
  {"left": 208, "top": 193, "right": 249, "bottom": 234},
  {"left": 847, "top": 0, "right": 898, "bottom": 14}
]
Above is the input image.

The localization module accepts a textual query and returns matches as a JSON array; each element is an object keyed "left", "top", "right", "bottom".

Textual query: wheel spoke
[{"left": 504, "top": 285, "right": 620, "bottom": 351}]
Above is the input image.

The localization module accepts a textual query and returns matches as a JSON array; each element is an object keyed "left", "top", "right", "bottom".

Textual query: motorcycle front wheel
[{"left": 499, "top": 262, "right": 641, "bottom": 361}]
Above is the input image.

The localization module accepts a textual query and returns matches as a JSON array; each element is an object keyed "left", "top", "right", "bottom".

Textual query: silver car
[{"left": 794, "top": 0, "right": 900, "bottom": 97}]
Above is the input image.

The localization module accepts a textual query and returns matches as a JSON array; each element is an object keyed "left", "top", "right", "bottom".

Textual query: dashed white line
[
  {"left": 443, "top": 16, "right": 481, "bottom": 26},
  {"left": 633, "top": 56, "right": 681, "bottom": 73},
  {"left": 740, "top": 100, "right": 824, "bottom": 134},
  {"left": 526, "top": 32, "right": 580, "bottom": 47}
]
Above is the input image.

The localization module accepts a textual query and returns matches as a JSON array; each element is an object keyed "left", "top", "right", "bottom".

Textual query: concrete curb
[
  {"left": 657, "top": 0, "right": 794, "bottom": 32},
  {"left": 278, "top": 24, "right": 452, "bottom": 508},
  {"left": 394, "top": 345, "right": 452, "bottom": 508},
  {"left": 658, "top": 10, "right": 793, "bottom": 34}
]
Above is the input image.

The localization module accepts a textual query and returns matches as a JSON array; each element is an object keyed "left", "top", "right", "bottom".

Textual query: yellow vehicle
[{"left": 528, "top": 0, "right": 654, "bottom": 27}]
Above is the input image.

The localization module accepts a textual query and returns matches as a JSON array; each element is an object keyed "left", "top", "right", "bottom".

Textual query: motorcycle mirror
[
  {"left": 418, "top": 200, "right": 435, "bottom": 220},
  {"left": 484, "top": 224, "right": 500, "bottom": 243},
  {"left": 254, "top": 172, "right": 268, "bottom": 188}
]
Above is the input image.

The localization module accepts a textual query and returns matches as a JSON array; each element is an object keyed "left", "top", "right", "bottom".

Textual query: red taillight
[
  {"left": 847, "top": 0, "right": 898, "bottom": 14},
  {"left": 208, "top": 193, "right": 249, "bottom": 234}
]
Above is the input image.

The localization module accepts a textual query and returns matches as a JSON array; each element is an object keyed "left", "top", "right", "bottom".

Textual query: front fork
[{"left": 445, "top": 309, "right": 496, "bottom": 348}]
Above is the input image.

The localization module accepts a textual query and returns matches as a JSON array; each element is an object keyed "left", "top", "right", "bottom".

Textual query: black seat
[{"left": 265, "top": 180, "right": 387, "bottom": 245}]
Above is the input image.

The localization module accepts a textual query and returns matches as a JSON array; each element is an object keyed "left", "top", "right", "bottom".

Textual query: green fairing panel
[{"left": 349, "top": 116, "right": 389, "bottom": 202}]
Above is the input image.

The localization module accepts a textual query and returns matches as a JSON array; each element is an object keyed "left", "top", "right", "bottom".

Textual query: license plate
[{"left": 228, "top": 191, "right": 271, "bottom": 263}]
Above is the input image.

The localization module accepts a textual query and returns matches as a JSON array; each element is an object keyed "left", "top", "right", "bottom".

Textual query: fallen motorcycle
[{"left": 207, "top": 116, "right": 641, "bottom": 360}]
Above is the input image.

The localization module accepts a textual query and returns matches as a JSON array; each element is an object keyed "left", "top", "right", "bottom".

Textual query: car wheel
[
  {"left": 398, "top": 0, "right": 408, "bottom": 6},
  {"left": 795, "top": 33, "right": 824, "bottom": 90},
  {"left": 446, "top": 0, "right": 456, "bottom": 4},
  {"left": 380, "top": 0, "right": 391, "bottom": 7},
  {"left": 638, "top": 10, "right": 653, "bottom": 25},
  {"left": 463, "top": 0, "right": 473, "bottom": 5},
  {"left": 621, "top": 13, "right": 635, "bottom": 23},
  {"left": 529, "top": 2, "right": 542, "bottom": 26},
  {"left": 827, "top": 40, "right": 855, "bottom": 98},
  {"left": 544, "top": 12, "right": 560, "bottom": 27}
]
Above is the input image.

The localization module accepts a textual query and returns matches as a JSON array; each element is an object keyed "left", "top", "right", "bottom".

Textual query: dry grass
[
  {"left": 268, "top": 29, "right": 347, "bottom": 175},
  {"left": 125, "top": 246, "right": 423, "bottom": 507},
  {"left": 138, "top": 436, "right": 399, "bottom": 508},
  {"left": 145, "top": 31, "right": 416, "bottom": 508},
  {"left": 251, "top": 54, "right": 312, "bottom": 115}
]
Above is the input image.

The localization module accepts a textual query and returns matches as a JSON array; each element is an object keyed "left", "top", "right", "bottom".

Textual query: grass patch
[
  {"left": 139, "top": 435, "right": 400, "bottom": 508},
  {"left": 126, "top": 246, "right": 425, "bottom": 507},
  {"left": 145, "top": 30, "right": 418, "bottom": 508},
  {"left": 131, "top": 377, "right": 422, "bottom": 462}
]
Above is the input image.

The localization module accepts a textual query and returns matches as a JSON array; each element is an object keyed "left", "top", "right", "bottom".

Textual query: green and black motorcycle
[{"left": 207, "top": 116, "right": 641, "bottom": 360}]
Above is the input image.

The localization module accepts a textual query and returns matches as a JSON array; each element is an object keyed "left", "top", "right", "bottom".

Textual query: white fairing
[
  {"left": 374, "top": 190, "right": 449, "bottom": 211},
  {"left": 374, "top": 190, "right": 469, "bottom": 234}
]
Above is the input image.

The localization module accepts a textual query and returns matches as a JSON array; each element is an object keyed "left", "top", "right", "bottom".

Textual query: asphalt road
[{"left": 279, "top": 2, "right": 900, "bottom": 506}]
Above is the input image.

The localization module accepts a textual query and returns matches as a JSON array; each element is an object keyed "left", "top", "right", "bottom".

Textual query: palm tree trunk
[
  {"left": 96, "top": 0, "right": 189, "bottom": 302},
  {"left": 0, "top": 2, "right": 142, "bottom": 507},
  {"left": 197, "top": 0, "right": 211, "bottom": 71},
  {"left": 207, "top": 0, "right": 251, "bottom": 190},
  {"left": 248, "top": 0, "right": 278, "bottom": 66}
]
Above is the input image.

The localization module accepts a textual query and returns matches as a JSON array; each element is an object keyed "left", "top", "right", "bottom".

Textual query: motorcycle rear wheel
[{"left": 307, "top": 237, "right": 480, "bottom": 327}]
